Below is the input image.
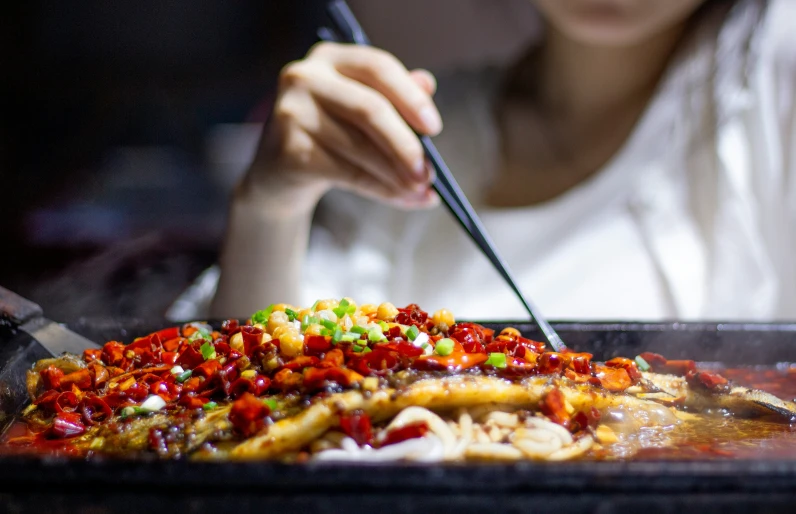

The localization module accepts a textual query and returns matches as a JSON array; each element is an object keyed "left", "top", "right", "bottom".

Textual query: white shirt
[{"left": 170, "top": 0, "right": 796, "bottom": 322}]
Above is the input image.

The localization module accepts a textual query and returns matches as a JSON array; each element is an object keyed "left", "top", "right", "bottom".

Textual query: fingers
[
  {"left": 282, "top": 61, "right": 427, "bottom": 186},
  {"left": 309, "top": 43, "right": 442, "bottom": 136},
  {"left": 410, "top": 69, "right": 437, "bottom": 96}
]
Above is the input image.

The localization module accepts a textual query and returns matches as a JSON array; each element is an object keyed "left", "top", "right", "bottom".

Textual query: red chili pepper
[
  {"left": 350, "top": 349, "right": 400, "bottom": 376},
  {"left": 240, "top": 326, "right": 265, "bottom": 356},
  {"left": 380, "top": 341, "right": 423, "bottom": 358},
  {"left": 60, "top": 369, "right": 92, "bottom": 391},
  {"left": 605, "top": 357, "right": 642, "bottom": 383},
  {"left": 570, "top": 354, "right": 593, "bottom": 375},
  {"left": 124, "top": 381, "right": 149, "bottom": 402},
  {"left": 150, "top": 380, "right": 181, "bottom": 402},
  {"left": 101, "top": 341, "right": 128, "bottom": 367},
  {"left": 50, "top": 412, "right": 86, "bottom": 439},
  {"left": 638, "top": 352, "right": 667, "bottom": 368},
  {"left": 176, "top": 346, "right": 205, "bottom": 369},
  {"left": 380, "top": 421, "right": 429, "bottom": 447},
  {"left": 537, "top": 353, "right": 564, "bottom": 375},
  {"left": 178, "top": 394, "right": 207, "bottom": 410},
  {"left": 82, "top": 348, "right": 103, "bottom": 363},
  {"left": 319, "top": 348, "right": 345, "bottom": 368},
  {"left": 192, "top": 360, "right": 222, "bottom": 379},
  {"left": 395, "top": 304, "right": 429, "bottom": 327},
  {"left": 412, "top": 351, "right": 488, "bottom": 372},
  {"left": 593, "top": 365, "right": 632, "bottom": 392},
  {"left": 153, "top": 327, "right": 180, "bottom": 342},
  {"left": 101, "top": 392, "right": 129, "bottom": 411},
  {"left": 305, "top": 335, "right": 332, "bottom": 355},
  {"left": 229, "top": 377, "right": 258, "bottom": 399},
  {"left": 339, "top": 410, "right": 372, "bottom": 446},
  {"left": 228, "top": 392, "right": 270, "bottom": 437},
  {"left": 79, "top": 396, "right": 112, "bottom": 425},
  {"left": 221, "top": 319, "right": 240, "bottom": 335},
  {"left": 161, "top": 351, "right": 179, "bottom": 366},
  {"left": 658, "top": 360, "right": 697, "bottom": 376},
  {"left": 254, "top": 375, "right": 271, "bottom": 395},
  {"left": 302, "top": 367, "right": 364, "bottom": 391},
  {"left": 539, "top": 388, "right": 570, "bottom": 426},
  {"left": 272, "top": 369, "right": 303, "bottom": 391},
  {"left": 40, "top": 366, "right": 64, "bottom": 391},
  {"left": 281, "top": 356, "right": 321, "bottom": 372},
  {"left": 687, "top": 370, "right": 730, "bottom": 391}
]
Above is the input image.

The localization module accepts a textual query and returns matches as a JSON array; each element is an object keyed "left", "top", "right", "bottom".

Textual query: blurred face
[{"left": 531, "top": 0, "right": 707, "bottom": 46}]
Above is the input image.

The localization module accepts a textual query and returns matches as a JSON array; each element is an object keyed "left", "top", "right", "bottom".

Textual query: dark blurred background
[
  {"left": 0, "top": 0, "right": 535, "bottom": 320},
  {"left": 1, "top": 1, "right": 329, "bottom": 319}
]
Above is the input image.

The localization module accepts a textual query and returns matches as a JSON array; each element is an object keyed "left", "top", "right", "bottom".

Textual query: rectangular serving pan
[{"left": 2, "top": 318, "right": 796, "bottom": 514}]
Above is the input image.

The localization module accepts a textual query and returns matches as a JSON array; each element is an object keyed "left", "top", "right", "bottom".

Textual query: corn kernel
[
  {"left": 267, "top": 310, "right": 289, "bottom": 334},
  {"left": 253, "top": 323, "right": 266, "bottom": 331},
  {"left": 241, "top": 369, "right": 257, "bottom": 380},
  {"left": 376, "top": 302, "right": 399, "bottom": 321},
  {"left": 272, "top": 325, "right": 292, "bottom": 340},
  {"left": 359, "top": 304, "right": 377, "bottom": 317},
  {"left": 304, "top": 323, "right": 324, "bottom": 336},
  {"left": 297, "top": 309, "right": 313, "bottom": 322},
  {"left": 272, "top": 303, "right": 290, "bottom": 313},
  {"left": 500, "top": 327, "right": 522, "bottom": 338},
  {"left": 229, "top": 332, "right": 244, "bottom": 352},
  {"left": 431, "top": 308, "right": 455, "bottom": 327},
  {"left": 315, "top": 299, "right": 339, "bottom": 311},
  {"left": 279, "top": 330, "right": 304, "bottom": 358}
]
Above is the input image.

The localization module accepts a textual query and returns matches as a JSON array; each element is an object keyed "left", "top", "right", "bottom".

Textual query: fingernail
[{"left": 419, "top": 106, "right": 442, "bottom": 135}]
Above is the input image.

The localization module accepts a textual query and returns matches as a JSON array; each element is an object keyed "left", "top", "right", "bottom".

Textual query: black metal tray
[{"left": 3, "top": 318, "right": 796, "bottom": 514}]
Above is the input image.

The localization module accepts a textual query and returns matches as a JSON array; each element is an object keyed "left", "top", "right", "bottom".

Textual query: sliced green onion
[
  {"left": 203, "top": 401, "right": 218, "bottom": 411},
  {"left": 332, "top": 328, "right": 344, "bottom": 344},
  {"left": 485, "top": 352, "right": 507, "bottom": 369},
  {"left": 368, "top": 326, "right": 387, "bottom": 342},
  {"left": 635, "top": 355, "right": 651, "bottom": 372},
  {"left": 350, "top": 325, "right": 367, "bottom": 335},
  {"left": 200, "top": 342, "right": 217, "bottom": 360},
  {"left": 332, "top": 299, "right": 350, "bottom": 318},
  {"left": 340, "top": 333, "right": 361, "bottom": 343},
  {"left": 285, "top": 308, "right": 298, "bottom": 321},
  {"left": 310, "top": 300, "right": 320, "bottom": 312},
  {"left": 320, "top": 319, "right": 337, "bottom": 330},
  {"left": 320, "top": 328, "right": 332, "bottom": 337},
  {"left": 251, "top": 304, "right": 275, "bottom": 325},
  {"left": 420, "top": 343, "right": 429, "bottom": 349},
  {"left": 188, "top": 331, "right": 207, "bottom": 342},
  {"left": 339, "top": 298, "right": 350, "bottom": 308},
  {"left": 361, "top": 346, "right": 372, "bottom": 354},
  {"left": 352, "top": 344, "right": 365, "bottom": 352},
  {"left": 170, "top": 365, "right": 185, "bottom": 375},
  {"left": 176, "top": 369, "right": 193, "bottom": 383},
  {"left": 434, "top": 338, "right": 455, "bottom": 356},
  {"left": 406, "top": 325, "right": 420, "bottom": 341},
  {"left": 378, "top": 321, "right": 389, "bottom": 331},
  {"left": 263, "top": 398, "right": 278, "bottom": 411}
]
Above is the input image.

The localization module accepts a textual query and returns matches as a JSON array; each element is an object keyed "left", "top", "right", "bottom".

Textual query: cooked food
[{"left": 4, "top": 300, "right": 796, "bottom": 461}]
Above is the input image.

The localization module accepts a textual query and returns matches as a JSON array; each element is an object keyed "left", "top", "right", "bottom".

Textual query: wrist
[{"left": 233, "top": 165, "right": 329, "bottom": 220}]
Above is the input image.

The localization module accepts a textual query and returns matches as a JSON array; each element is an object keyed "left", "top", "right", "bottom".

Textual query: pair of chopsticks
[{"left": 319, "top": 0, "right": 566, "bottom": 352}]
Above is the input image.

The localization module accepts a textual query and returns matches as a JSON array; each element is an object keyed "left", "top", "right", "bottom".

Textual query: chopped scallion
[
  {"left": 176, "top": 369, "right": 193, "bottom": 383},
  {"left": 340, "top": 333, "right": 361, "bottom": 343},
  {"left": 332, "top": 328, "right": 344, "bottom": 344},
  {"left": 434, "top": 338, "right": 455, "bottom": 356},
  {"left": 361, "top": 346, "right": 372, "bottom": 354},
  {"left": 310, "top": 300, "right": 320, "bottom": 312},
  {"left": 320, "top": 328, "right": 332, "bottom": 337},
  {"left": 350, "top": 325, "right": 367, "bottom": 335},
  {"left": 263, "top": 398, "right": 278, "bottom": 411},
  {"left": 200, "top": 342, "right": 217, "bottom": 360},
  {"left": 368, "top": 326, "right": 386, "bottom": 342},
  {"left": 320, "top": 319, "right": 337, "bottom": 330},
  {"left": 285, "top": 308, "right": 298, "bottom": 321},
  {"left": 406, "top": 325, "right": 420, "bottom": 341},
  {"left": 352, "top": 344, "right": 364, "bottom": 352},
  {"left": 251, "top": 305, "right": 275, "bottom": 325},
  {"left": 485, "top": 352, "right": 507, "bottom": 369},
  {"left": 203, "top": 401, "right": 218, "bottom": 411},
  {"left": 635, "top": 355, "right": 651, "bottom": 372},
  {"left": 378, "top": 321, "right": 389, "bottom": 331}
]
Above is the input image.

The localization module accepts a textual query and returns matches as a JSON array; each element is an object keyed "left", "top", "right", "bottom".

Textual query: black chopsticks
[{"left": 319, "top": 0, "right": 566, "bottom": 352}]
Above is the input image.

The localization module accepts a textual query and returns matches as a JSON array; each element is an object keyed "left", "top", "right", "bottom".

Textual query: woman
[{"left": 204, "top": 0, "right": 796, "bottom": 321}]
